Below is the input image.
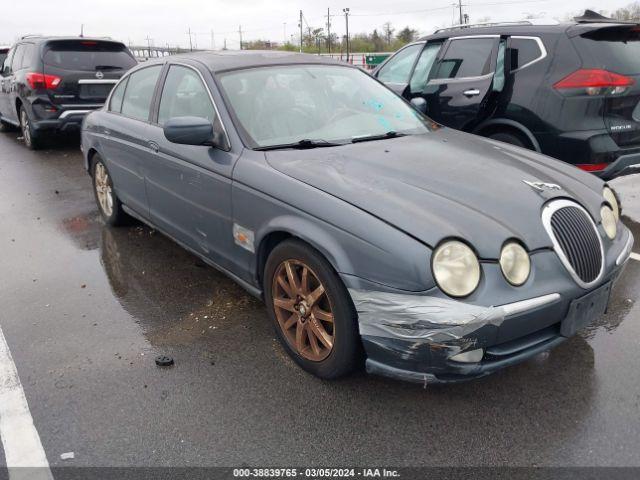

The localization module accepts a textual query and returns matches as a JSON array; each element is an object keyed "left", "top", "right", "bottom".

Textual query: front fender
[{"left": 231, "top": 149, "right": 436, "bottom": 293}]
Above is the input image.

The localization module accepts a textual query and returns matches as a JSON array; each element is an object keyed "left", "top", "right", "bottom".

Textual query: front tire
[
  {"left": 264, "top": 239, "right": 361, "bottom": 379},
  {"left": 92, "top": 155, "right": 127, "bottom": 226},
  {"left": 20, "top": 106, "right": 43, "bottom": 150}
]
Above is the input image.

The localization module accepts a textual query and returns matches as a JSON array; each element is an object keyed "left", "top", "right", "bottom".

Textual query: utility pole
[
  {"left": 283, "top": 22, "right": 287, "bottom": 44},
  {"left": 145, "top": 35, "right": 153, "bottom": 57},
  {"left": 327, "top": 8, "right": 331, "bottom": 54},
  {"left": 187, "top": 27, "right": 193, "bottom": 51},
  {"left": 211, "top": 30, "right": 215, "bottom": 50},
  {"left": 80, "top": 24, "right": 84, "bottom": 37},
  {"left": 458, "top": 0, "right": 464, "bottom": 24},
  {"left": 299, "top": 10, "right": 303, "bottom": 53},
  {"left": 343, "top": 8, "right": 350, "bottom": 63},
  {"left": 238, "top": 25, "right": 243, "bottom": 50}
]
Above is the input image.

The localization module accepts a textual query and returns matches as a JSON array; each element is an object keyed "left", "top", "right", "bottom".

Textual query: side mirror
[
  {"left": 410, "top": 97, "right": 428, "bottom": 114},
  {"left": 163, "top": 116, "right": 214, "bottom": 146}
]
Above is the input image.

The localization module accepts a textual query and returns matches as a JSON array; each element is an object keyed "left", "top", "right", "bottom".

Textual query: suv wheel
[
  {"left": 20, "top": 106, "right": 42, "bottom": 150},
  {"left": 264, "top": 239, "right": 361, "bottom": 379},
  {"left": 92, "top": 155, "right": 127, "bottom": 226},
  {"left": 488, "top": 131, "right": 529, "bottom": 149}
]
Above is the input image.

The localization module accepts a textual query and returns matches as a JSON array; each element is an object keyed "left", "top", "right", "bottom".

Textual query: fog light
[{"left": 450, "top": 348, "right": 484, "bottom": 363}]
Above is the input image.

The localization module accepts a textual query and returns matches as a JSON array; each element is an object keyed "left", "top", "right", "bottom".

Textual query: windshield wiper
[
  {"left": 254, "top": 139, "right": 343, "bottom": 151},
  {"left": 351, "top": 131, "right": 407, "bottom": 143}
]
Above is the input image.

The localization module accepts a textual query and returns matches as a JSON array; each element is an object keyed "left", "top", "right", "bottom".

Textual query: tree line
[{"left": 243, "top": 22, "right": 419, "bottom": 53}]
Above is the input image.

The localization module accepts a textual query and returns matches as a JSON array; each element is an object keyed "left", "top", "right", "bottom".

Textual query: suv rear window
[
  {"left": 0, "top": 51, "right": 8, "bottom": 67},
  {"left": 574, "top": 26, "right": 640, "bottom": 74},
  {"left": 43, "top": 41, "right": 136, "bottom": 72}
]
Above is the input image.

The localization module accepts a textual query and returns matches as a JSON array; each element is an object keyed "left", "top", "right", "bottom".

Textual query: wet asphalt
[{"left": 1, "top": 130, "right": 640, "bottom": 469}]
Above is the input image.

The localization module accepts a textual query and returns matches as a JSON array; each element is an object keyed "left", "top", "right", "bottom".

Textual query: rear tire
[
  {"left": 264, "top": 239, "right": 361, "bottom": 379},
  {"left": 487, "top": 131, "right": 529, "bottom": 149},
  {"left": 20, "top": 106, "right": 43, "bottom": 150},
  {"left": 92, "top": 154, "right": 128, "bottom": 226}
]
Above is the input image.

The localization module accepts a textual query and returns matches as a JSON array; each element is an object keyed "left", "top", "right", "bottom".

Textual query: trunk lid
[{"left": 42, "top": 40, "right": 137, "bottom": 107}]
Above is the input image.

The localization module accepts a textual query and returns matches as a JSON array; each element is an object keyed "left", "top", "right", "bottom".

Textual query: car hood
[{"left": 265, "top": 129, "right": 605, "bottom": 258}]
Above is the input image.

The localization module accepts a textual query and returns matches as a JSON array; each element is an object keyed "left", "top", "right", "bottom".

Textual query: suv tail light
[
  {"left": 25, "top": 72, "right": 61, "bottom": 90},
  {"left": 553, "top": 69, "right": 634, "bottom": 96}
]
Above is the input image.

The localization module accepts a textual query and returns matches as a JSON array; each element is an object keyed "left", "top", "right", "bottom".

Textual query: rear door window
[
  {"left": 157, "top": 65, "right": 215, "bottom": 125},
  {"left": 121, "top": 66, "right": 162, "bottom": 122},
  {"left": 11, "top": 45, "right": 25, "bottom": 71},
  {"left": 432, "top": 38, "right": 496, "bottom": 79},
  {"left": 574, "top": 26, "right": 640, "bottom": 74},
  {"left": 0, "top": 51, "right": 8, "bottom": 68},
  {"left": 43, "top": 41, "right": 136, "bottom": 72},
  {"left": 377, "top": 43, "right": 423, "bottom": 84}
]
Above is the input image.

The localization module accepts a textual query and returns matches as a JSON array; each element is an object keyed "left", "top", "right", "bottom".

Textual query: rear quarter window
[
  {"left": 509, "top": 37, "right": 543, "bottom": 71},
  {"left": 43, "top": 41, "right": 137, "bottom": 72},
  {"left": 574, "top": 27, "right": 640, "bottom": 74}
]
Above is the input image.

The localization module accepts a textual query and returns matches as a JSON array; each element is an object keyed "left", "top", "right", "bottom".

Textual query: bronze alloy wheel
[{"left": 272, "top": 259, "right": 335, "bottom": 362}]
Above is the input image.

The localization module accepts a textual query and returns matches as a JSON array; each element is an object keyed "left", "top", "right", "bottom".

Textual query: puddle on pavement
[
  {"left": 98, "top": 224, "right": 263, "bottom": 347},
  {"left": 60, "top": 211, "right": 103, "bottom": 251}
]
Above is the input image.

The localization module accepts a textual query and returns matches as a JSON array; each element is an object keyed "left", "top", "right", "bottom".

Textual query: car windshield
[{"left": 218, "top": 64, "right": 431, "bottom": 148}]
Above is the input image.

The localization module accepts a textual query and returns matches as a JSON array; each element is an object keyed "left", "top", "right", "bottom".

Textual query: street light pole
[
  {"left": 343, "top": 8, "right": 350, "bottom": 63},
  {"left": 299, "top": 10, "right": 303, "bottom": 53}
]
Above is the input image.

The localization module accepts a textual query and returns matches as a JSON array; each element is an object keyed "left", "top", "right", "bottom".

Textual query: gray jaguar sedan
[{"left": 81, "top": 51, "right": 634, "bottom": 384}]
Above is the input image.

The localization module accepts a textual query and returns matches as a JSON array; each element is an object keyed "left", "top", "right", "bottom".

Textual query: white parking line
[
  {"left": 631, "top": 252, "right": 640, "bottom": 262},
  {"left": 0, "top": 326, "right": 53, "bottom": 480}
]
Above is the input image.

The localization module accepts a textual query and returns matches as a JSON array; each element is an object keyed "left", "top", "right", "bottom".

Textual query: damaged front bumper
[{"left": 349, "top": 247, "right": 631, "bottom": 385}]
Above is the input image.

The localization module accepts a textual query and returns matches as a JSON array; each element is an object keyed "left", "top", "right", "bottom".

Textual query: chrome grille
[{"left": 542, "top": 200, "right": 603, "bottom": 288}]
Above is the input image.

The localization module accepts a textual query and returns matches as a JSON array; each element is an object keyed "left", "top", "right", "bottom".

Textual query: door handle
[
  {"left": 148, "top": 141, "right": 159, "bottom": 153},
  {"left": 463, "top": 89, "right": 481, "bottom": 97}
]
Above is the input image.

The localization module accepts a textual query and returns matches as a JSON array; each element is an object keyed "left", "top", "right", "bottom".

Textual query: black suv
[
  {"left": 0, "top": 36, "right": 136, "bottom": 149},
  {"left": 373, "top": 11, "right": 640, "bottom": 179}
]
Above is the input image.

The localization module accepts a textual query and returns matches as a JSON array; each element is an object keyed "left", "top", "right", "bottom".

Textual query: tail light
[
  {"left": 25, "top": 72, "right": 61, "bottom": 90},
  {"left": 576, "top": 163, "right": 608, "bottom": 172},
  {"left": 553, "top": 69, "right": 634, "bottom": 96}
]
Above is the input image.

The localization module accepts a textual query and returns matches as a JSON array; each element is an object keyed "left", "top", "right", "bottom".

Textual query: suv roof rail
[
  {"left": 19, "top": 34, "right": 116, "bottom": 41},
  {"left": 434, "top": 19, "right": 559, "bottom": 33}
]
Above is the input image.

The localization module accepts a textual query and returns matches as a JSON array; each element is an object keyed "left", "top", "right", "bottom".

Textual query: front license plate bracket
[{"left": 561, "top": 282, "right": 611, "bottom": 337}]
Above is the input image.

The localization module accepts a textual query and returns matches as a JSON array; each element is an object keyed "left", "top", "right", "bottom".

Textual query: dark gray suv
[
  {"left": 0, "top": 36, "right": 136, "bottom": 149},
  {"left": 81, "top": 51, "right": 633, "bottom": 384}
]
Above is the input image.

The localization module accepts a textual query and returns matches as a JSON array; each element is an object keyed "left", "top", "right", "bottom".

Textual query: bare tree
[{"left": 382, "top": 22, "right": 395, "bottom": 45}]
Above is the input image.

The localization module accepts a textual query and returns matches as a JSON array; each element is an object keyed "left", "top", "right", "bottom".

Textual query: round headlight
[
  {"left": 603, "top": 187, "right": 620, "bottom": 221},
  {"left": 499, "top": 242, "right": 531, "bottom": 286},
  {"left": 432, "top": 240, "right": 481, "bottom": 297},
  {"left": 601, "top": 205, "right": 617, "bottom": 239}
]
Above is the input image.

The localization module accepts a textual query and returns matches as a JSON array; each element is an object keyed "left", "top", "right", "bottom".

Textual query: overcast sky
[{"left": 0, "top": 0, "right": 630, "bottom": 49}]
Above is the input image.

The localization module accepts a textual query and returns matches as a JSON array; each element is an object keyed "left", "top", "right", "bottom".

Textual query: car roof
[
  {"left": 420, "top": 22, "right": 637, "bottom": 41},
  {"left": 17, "top": 36, "right": 125, "bottom": 45},
  {"left": 147, "top": 50, "right": 348, "bottom": 73}
]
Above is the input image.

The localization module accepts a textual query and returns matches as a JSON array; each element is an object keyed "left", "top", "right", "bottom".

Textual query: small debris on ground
[
  {"left": 155, "top": 355, "right": 174, "bottom": 367},
  {"left": 60, "top": 452, "right": 74, "bottom": 460}
]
